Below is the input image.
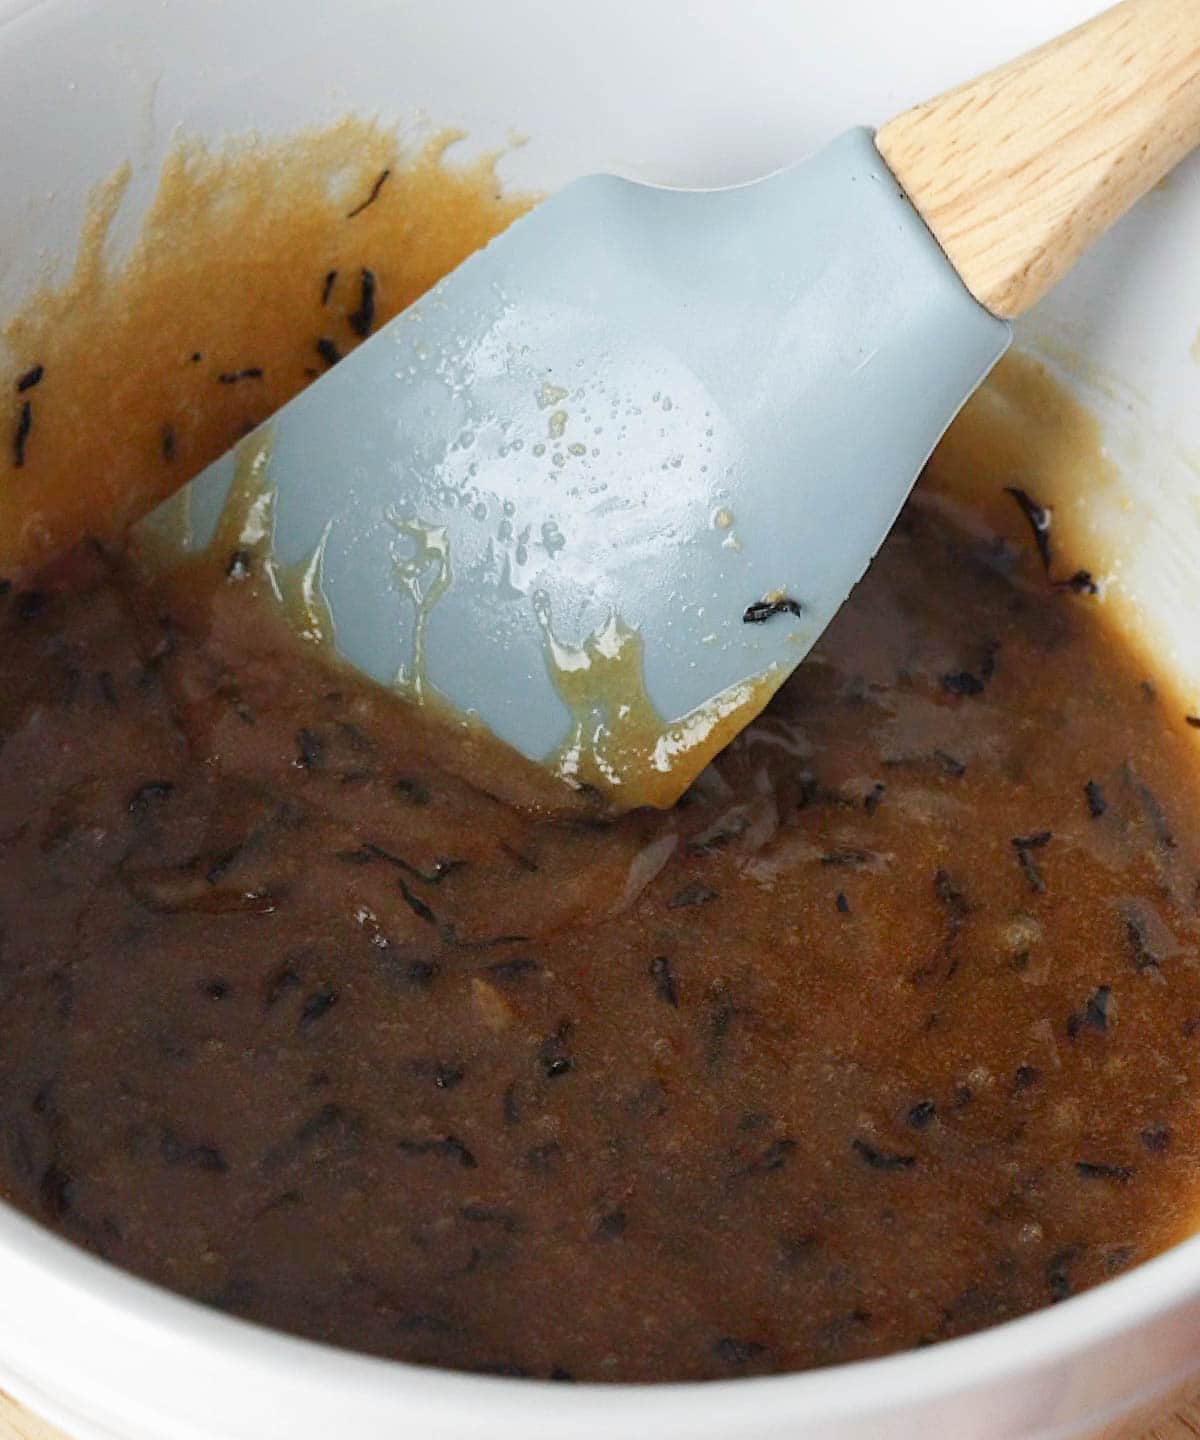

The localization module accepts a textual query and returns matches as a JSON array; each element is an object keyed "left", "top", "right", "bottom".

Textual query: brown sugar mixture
[{"left": 5, "top": 124, "right": 1200, "bottom": 1384}]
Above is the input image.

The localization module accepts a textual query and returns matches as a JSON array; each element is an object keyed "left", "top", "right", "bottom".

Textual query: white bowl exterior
[{"left": 3, "top": 0, "right": 1200, "bottom": 1435}]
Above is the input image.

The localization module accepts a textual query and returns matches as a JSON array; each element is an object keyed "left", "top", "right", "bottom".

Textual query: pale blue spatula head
[{"left": 137, "top": 129, "right": 1008, "bottom": 807}]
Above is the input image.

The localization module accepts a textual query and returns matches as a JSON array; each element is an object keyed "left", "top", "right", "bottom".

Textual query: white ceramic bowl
[{"left": 4, "top": 1, "right": 1200, "bottom": 1436}]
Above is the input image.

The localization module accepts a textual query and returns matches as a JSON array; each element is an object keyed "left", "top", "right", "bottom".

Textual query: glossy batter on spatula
[{"left": 3, "top": 125, "right": 1200, "bottom": 1384}]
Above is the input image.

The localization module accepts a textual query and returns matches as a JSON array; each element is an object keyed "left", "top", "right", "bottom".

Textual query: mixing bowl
[{"left": 3, "top": 0, "right": 1200, "bottom": 1435}]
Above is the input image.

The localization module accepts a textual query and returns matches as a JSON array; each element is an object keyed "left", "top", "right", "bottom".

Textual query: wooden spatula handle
[{"left": 876, "top": 0, "right": 1200, "bottom": 318}]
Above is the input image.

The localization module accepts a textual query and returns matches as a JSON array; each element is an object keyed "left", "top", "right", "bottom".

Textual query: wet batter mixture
[{"left": 4, "top": 124, "right": 1200, "bottom": 1383}]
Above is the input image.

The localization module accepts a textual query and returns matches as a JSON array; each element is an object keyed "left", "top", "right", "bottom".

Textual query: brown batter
[
  {"left": 1, "top": 122, "right": 532, "bottom": 582},
  {"left": 4, "top": 126, "right": 1200, "bottom": 1385}
]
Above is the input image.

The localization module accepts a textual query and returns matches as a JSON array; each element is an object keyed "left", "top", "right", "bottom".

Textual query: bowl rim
[{"left": 1, "top": 1188, "right": 1199, "bottom": 1433}]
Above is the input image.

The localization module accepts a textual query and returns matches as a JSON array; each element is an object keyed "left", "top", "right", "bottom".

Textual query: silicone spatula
[{"left": 137, "top": 0, "right": 1200, "bottom": 808}]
